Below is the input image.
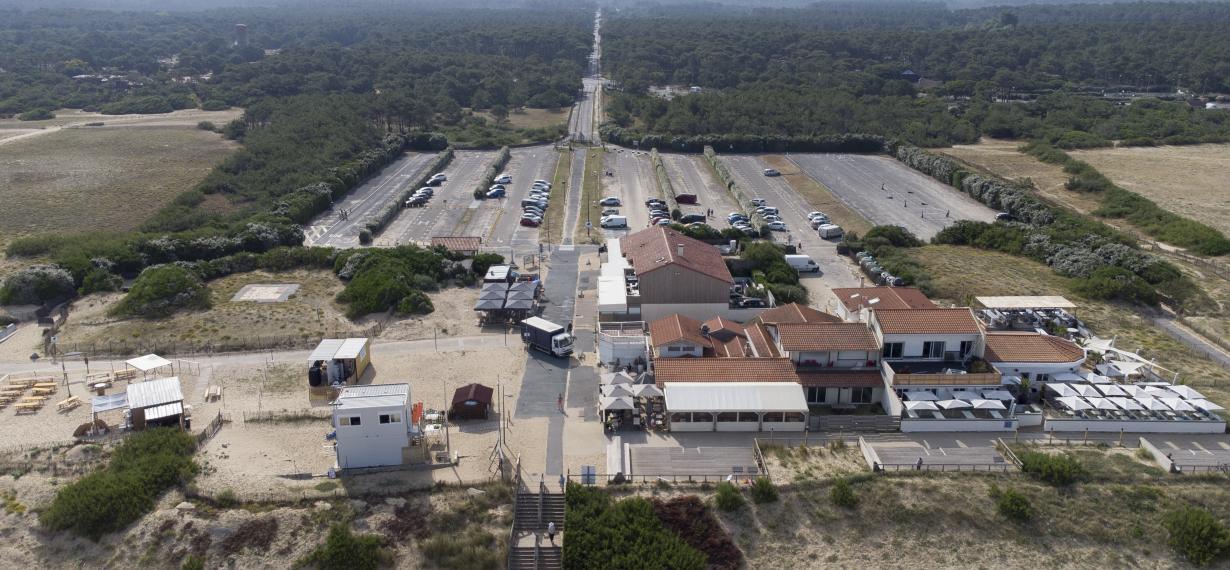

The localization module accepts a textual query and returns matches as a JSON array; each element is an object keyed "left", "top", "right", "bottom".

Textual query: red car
[
  {"left": 675, "top": 193, "right": 698, "bottom": 204},
  {"left": 520, "top": 217, "right": 541, "bottom": 227}
]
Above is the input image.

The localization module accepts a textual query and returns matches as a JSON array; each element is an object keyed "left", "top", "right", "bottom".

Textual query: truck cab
[{"left": 521, "top": 316, "right": 575, "bottom": 357}]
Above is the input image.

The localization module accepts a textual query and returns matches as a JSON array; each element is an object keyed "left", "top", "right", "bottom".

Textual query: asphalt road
[
  {"left": 477, "top": 145, "right": 560, "bottom": 256},
  {"left": 722, "top": 154, "right": 864, "bottom": 311},
  {"left": 568, "top": 13, "right": 602, "bottom": 145},
  {"left": 303, "top": 151, "right": 439, "bottom": 248},
  {"left": 660, "top": 152, "right": 738, "bottom": 221},
  {"left": 603, "top": 148, "right": 656, "bottom": 231},
  {"left": 788, "top": 153, "right": 998, "bottom": 240},
  {"left": 379, "top": 150, "right": 497, "bottom": 246},
  {"left": 563, "top": 149, "right": 586, "bottom": 245}
]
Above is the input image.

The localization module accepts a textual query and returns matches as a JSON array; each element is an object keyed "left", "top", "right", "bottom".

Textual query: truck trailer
[{"left": 521, "top": 317, "right": 575, "bottom": 357}]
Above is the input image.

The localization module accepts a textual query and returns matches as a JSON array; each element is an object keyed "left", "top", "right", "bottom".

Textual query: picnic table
[
  {"left": 33, "top": 382, "right": 57, "bottom": 389},
  {"left": 15, "top": 402, "right": 42, "bottom": 414},
  {"left": 205, "top": 386, "right": 222, "bottom": 402},
  {"left": 20, "top": 396, "right": 48, "bottom": 403},
  {"left": 57, "top": 396, "right": 82, "bottom": 412},
  {"left": 32, "top": 387, "right": 56, "bottom": 396},
  {"left": 113, "top": 370, "right": 137, "bottom": 382}
]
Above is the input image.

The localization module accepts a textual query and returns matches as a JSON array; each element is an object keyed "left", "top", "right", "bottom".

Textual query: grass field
[
  {"left": 0, "top": 124, "right": 237, "bottom": 234},
  {"left": 941, "top": 138, "right": 1106, "bottom": 217},
  {"left": 545, "top": 150, "right": 571, "bottom": 245},
  {"left": 761, "top": 155, "right": 874, "bottom": 236},
  {"left": 468, "top": 107, "right": 569, "bottom": 131},
  {"left": 912, "top": 245, "right": 1230, "bottom": 405},
  {"left": 576, "top": 147, "right": 605, "bottom": 244}
]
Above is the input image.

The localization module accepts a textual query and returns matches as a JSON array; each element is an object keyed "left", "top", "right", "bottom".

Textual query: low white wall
[
  {"left": 761, "top": 421, "right": 806, "bottom": 432},
  {"left": 1045, "top": 418, "right": 1227, "bottom": 434},
  {"left": 901, "top": 418, "right": 1018, "bottom": 433},
  {"left": 716, "top": 422, "right": 763, "bottom": 432},
  {"left": 670, "top": 422, "right": 713, "bottom": 432},
  {"left": 882, "top": 385, "right": 903, "bottom": 417},
  {"left": 1138, "top": 437, "right": 1176, "bottom": 473},
  {"left": 1017, "top": 413, "right": 1044, "bottom": 428},
  {"left": 598, "top": 336, "right": 647, "bottom": 366}
]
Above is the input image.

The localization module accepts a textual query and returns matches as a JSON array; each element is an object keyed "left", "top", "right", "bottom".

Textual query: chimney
[{"left": 676, "top": 243, "right": 684, "bottom": 256}]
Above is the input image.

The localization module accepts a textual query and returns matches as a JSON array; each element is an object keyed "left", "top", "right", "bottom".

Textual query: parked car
[
  {"left": 646, "top": 198, "right": 666, "bottom": 207},
  {"left": 600, "top": 196, "right": 622, "bottom": 206},
  {"left": 750, "top": 198, "right": 767, "bottom": 207},
  {"left": 489, "top": 184, "right": 505, "bottom": 192},
  {"left": 675, "top": 194, "right": 698, "bottom": 204},
  {"left": 762, "top": 169, "right": 780, "bottom": 177},
  {"left": 523, "top": 207, "right": 544, "bottom": 217},
  {"left": 739, "top": 297, "right": 767, "bottom": 308},
  {"left": 600, "top": 215, "right": 628, "bottom": 228},
  {"left": 650, "top": 216, "right": 670, "bottom": 226},
  {"left": 406, "top": 196, "right": 427, "bottom": 207},
  {"left": 785, "top": 254, "right": 820, "bottom": 273},
  {"left": 679, "top": 213, "right": 706, "bottom": 224},
  {"left": 533, "top": 180, "right": 551, "bottom": 187},
  {"left": 427, "top": 174, "right": 446, "bottom": 185},
  {"left": 486, "top": 189, "right": 506, "bottom": 198},
  {"left": 601, "top": 208, "right": 620, "bottom": 216},
  {"left": 807, "top": 211, "right": 826, "bottom": 221},
  {"left": 740, "top": 226, "right": 759, "bottom": 237},
  {"left": 655, "top": 219, "right": 672, "bottom": 226},
  {"left": 430, "top": 173, "right": 447, "bottom": 181},
  {"left": 520, "top": 217, "right": 540, "bottom": 227},
  {"left": 529, "top": 192, "right": 549, "bottom": 201},
  {"left": 494, "top": 174, "right": 512, "bottom": 184},
  {"left": 763, "top": 215, "right": 782, "bottom": 223},
  {"left": 809, "top": 217, "right": 830, "bottom": 229},
  {"left": 417, "top": 187, "right": 434, "bottom": 196},
  {"left": 817, "top": 224, "right": 844, "bottom": 239},
  {"left": 767, "top": 221, "right": 787, "bottom": 231}
]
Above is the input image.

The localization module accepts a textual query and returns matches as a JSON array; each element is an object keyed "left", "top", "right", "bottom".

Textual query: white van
[
  {"left": 785, "top": 254, "right": 820, "bottom": 273},
  {"left": 600, "top": 215, "right": 628, "bottom": 229},
  {"left": 817, "top": 224, "right": 844, "bottom": 239}
]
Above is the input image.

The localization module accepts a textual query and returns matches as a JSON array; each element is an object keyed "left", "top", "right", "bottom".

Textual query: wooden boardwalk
[{"left": 629, "top": 446, "right": 759, "bottom": 478}]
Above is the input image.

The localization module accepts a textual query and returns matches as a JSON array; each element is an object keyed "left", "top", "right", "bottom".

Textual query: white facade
[
  {"left": 332, "top": 384, "right": 411, "bottom": 469},
  {"left": 656, "top": 341, "right": 704, "bottom": 358},
  {"left": 638, "top": 303, "right": 764, "bottom": 323},
  {"left": 990, "top": 360, "right": 1084, "bottom": 381},
  {"left": 664, "top": 382, "right": 808, "bottom": 432},
  {"left": 876, "top": 332, "right": 983, "bottom": 361}
]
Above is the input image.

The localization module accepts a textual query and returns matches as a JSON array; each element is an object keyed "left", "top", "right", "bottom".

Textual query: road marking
[
  {"left": 1164, "top": 440, "right": 1180, "bottom": 450},
  {"left": 1218, "top": 442, "right": 1230, "bottom": 450},
  {"left": 1192, "top": 442, "right": 1213, "bottom": 454}
]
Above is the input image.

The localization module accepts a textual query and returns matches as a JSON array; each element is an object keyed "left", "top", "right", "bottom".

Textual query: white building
[
  {"left": 984, "top": 332, "right": 1086, "bottom": 382},
  {"left": 331, "top": 384, "right": 411, "bottom": 469}
]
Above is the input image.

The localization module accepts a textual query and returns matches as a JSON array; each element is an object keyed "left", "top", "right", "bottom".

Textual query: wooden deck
[{"left": 629, "top": 446, "right": 759, "bottom": 478}]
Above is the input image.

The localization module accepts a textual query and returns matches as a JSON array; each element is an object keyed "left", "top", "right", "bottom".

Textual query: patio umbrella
[
  {"left": 1085, "top": 397, "right": 1119, "bottom": 411},
  {"left": 632, "top": 384, "right": 664, "bottom": 398},
  {"left": 905, "top": 400, "right": 939, "bottom": 412},
  {"left": 950, "top": 390, "right": 982, "bottom": 401},
  {"left": 1142, "top": 386, "right": 1179, "bottom": 399},
  {"left": 1085, "top": 374, "right": 1112, "bottom": 384},
  {"left": 904, "top": 391, "right": 938, "bottom": 401},
  {"left": 1168, "top": 385, "right": 1205, "bottom": 400},
  {"left": 970, "top": 399, "right": 1006, "bottom": 410},
  {"left": 602, "top": 384, "right": 633, "bottom": 398},
  {"left": 599, "top": 396, "right": 634, "bottom": 411},
  {"left": 1160, "top": 397, "right": 1195, "bottom": 412},
  {"left": 1188, "top": 399, "right": 1226, "bottom": 412},
  {"left": 982, "top": 390, "right": 1014, "bottom": 401},
  {"left": 1095, "top": 363, "right": 1124, "bottom": 378},
  {"left": 1118, "top": 385, "right": 1143, "bottom": 397},
  {"left": 1135, "top": 397, "right": 1169, "bottom": 411},
  {"left": 1072, "top": 384, "right": 1101, "bottom": 398},
  {"left": 936, "top": 399, "right": 971, "bottom": 410},
  {"left": 1114, "top": 361, "right": 1149, "bottom": 378},
  {"left": 1056, "top": 396, "right": 1092, "bottom": 411},
  {"left": 1094, "top": 383, "right": 1127, "bottom": 397},
  {"left": 1046, "top": 383, "right": 1076, "bottom": 397},
  {"left": 600, "top": 372, "right": 634, "bottom": 385},
  {"left": 1108, "top": 397, "right": 1143, "bottom": 411}
]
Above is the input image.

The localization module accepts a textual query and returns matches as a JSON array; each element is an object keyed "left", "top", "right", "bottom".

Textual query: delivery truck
[
  {"left": 785, "top": 254, "right": 820, "bottom": 273},
  {"left": 521, "top": 317, "right": 575, "bottom": 357}
]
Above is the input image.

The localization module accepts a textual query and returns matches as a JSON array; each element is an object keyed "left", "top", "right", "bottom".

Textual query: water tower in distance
[{"left": 234, "top": 24, "right": 249, "bottom": 48}]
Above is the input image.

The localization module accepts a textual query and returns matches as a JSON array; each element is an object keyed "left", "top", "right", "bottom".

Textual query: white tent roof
[
  {"left": 602, "top": 384, "right": 634, "bottom": 398},
  {"left": 981, "top": 390, "right": 1013, "bottom": 401},
  {"left": 970, "top": 399, "right": 1006, "bottom": 410},
  {"left": 1094, "top": 384, "right": 1127, "bottom": 397},
  {"left": 1135, "top": 397, "right": 1169, "bottom": 411},
  {"left": 599, "top": 396, "right": 635, "bottom": 411},
  {"left": 904, "top": 391, "right": 938, "bottom": 401},
  {"left": 1046, "top": 383, "right": 1076, "bottom": 397},
  {"left": 1072, "top": 384, "right": 1101, "bottom": 397},
  {"left": 632, "top": 384, "right": 664, "bottom": 398},
  {"left": 308, "top": 338, "right": 368, "bottom": 362},
  {"left": 600, "top": 371, "right": 634, "bottom": 385},
  {"left": 1085, "top": 397, "right": 1119, "bottom": 411},
  {"left": 125, "top": 354, "right": 172, "bottom": 372},
  {"left": 1141, "top": 386, "right": 1179, "bottom": 398},
  {"left": 1108, "top": 397, "right": 1143, "bottom": 411},
  {"left": 1160, "top": 397, "right": 1195, "bottom": 412},
  {"left": 975, "top": 295, "right": 1075, "bottom": 310},
  {"left": 936, "top": 399, "right": 971, "bottom": 410},
  {"left": 905, "top": 400, "right": 939, "bottom": 411},
  {"left": 1168, "top": 385, "right": 1205, "bottom": 400},
  {"left": 1189, "top": 399, "right": 1225, "bottom": 412},
  {"left": 1082, "top": 338, "right": 1115, "bottom": 354},
  {"left": 664, "top": 382, "right": 808, "bottom": 413},
  {"left": 127, "top": 377, "right": 183, "bottom": 409},
  {"left": 1056, "top": 396, "right": 1091, "bottom": 411}
]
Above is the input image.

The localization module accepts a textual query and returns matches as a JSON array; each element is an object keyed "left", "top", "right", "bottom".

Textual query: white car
[
  {"left": 762, "top": 169, "right": 780, "bottom": 177},
  {"left": 599, "top": 197, "right": 622, "bottom": 206},
  {"left": 533, "top": 180, "right": 551, "bottom": 188},
  {"left": 494, "top": 174, "right": 512, "bottom": 184},
  {"left": 430, "top": 173, "right": 447, "bottom": 181},
  {"left": 767, "top": 221, "right": 787, "bottom": 231},
  {"left": 763, "top": 214, "right": 782, "bottom": 223},
  {"left": 807, "top": 211, "right": 827, "bottom": 221}
]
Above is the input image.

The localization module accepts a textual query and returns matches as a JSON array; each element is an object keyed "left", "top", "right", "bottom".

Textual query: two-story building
[
  {"left": 331, "top": 384, "right": 411, "bottom": 469},
  {"left": 869, "top": 308, "right": 1000, "bottom": 394},
  {"left": 769, "top": 322, "right": 884, "bottom": 406},
  {"left": 832, "top": 286, "right": 935, "bottom": 322},
  {"left": 601, "top": 227, "right": 738, "bottom": 322}
]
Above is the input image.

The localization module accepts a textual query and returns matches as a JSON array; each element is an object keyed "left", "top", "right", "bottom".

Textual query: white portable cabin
[{"left": 331, "top": 384, "right": 411, "bottom": 469}]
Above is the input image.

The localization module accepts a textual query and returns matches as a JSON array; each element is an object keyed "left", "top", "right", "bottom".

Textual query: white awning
[
  {"left": 1056, "top": 396, "right": 1091, "bottom": 411},
  {"left": 904, "top": 391, "right": 938, "bottom": 401},
  {"left": 905, "top": 401, "right": 938, "bottom": 411},
  {"left": 1189, "top": 399, "right": 1225, "bottom": 412},
  {"left": 599, "top": 396, "right": 635, "bottom": 411},
  {"left": 335, "top": 338, "right": 368, "bottom": 359},
  {"left": 144, "top": 401, "right": 184, "bottom": 421},
  {"left": 125, "top": 354, "right": 172, "bottom": 372},
  {"left": 664, "top": 382, "right": 808, "bottom": 414},
  {"left": 936, "top": 399, "right": 971, "bottom": 410},
  {"left": 308, "top": 338, "right": 368, "bottom": 361},
  {"left": 981, "top": 390, "right": 1013, "bottom": 401},
  {"left": 970, "top": 399, "right": 1006, "bottom": 410},
  {"left": 598, "top": 239, "right": 630, "bottom": 313},
  {"left": 632, "top": 384, "right": 664, "bottom": 398},
  {"left": 975, "top": 295, "right": 1075, "bottom": 310}
]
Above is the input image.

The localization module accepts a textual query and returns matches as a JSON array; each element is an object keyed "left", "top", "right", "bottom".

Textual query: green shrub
[
  {"left": 396, "top": 290, "right": 434, "bottom": 315},
  {"left": 196, "top": 121, "right": 216, "bottom": 131},
  {"left": 79, "top": 268, "right": 122, "bottom": 295},
  {"left": 200, "top": 100, "right": 229, "bottom": 111},
  {"left": 1071, "top": 266, "right": 1159, "bottom": 305},
  {"left": 864, "top": 225, "right": 922, "bottom": 248},
  {"left": 470, "top": 253, "right": 504, "bottom": 277},
  {"left": 1163, "top": 507, "right": 1230, "bottom": 567},
  {"left": 992, "top": 486, "right": 1033, "bottom": 522},
  {"left": 335, "top": 246, "right": 444, "bottom": 317},
  {"left": 831, "top": 478, "right": 857, "bottom": 508},
  {"left": 563, "top": 483, "right": 706, "bottom": 570},
  {"left": 750, "top": 478, "right": 778, "bottom": 504},
  {"left": 295, "top": 524, "right": 390, "bottom": 570},
  {"left": 181, "top": 555, "right": 204, "bottom": 570},
  {"left": 40, "top": 429, "right": 197, "bottom": 540},
  {"left": 18, "top": 108, "right": 55, "bottom": 121},
  {"left": 1019, "top": 451, "right": 1087, "bottom": 486},
  {"left": 767, "top": 283, "right": 808, "bottom": 305},
  {"left": 420, "top": 527, "right": 500, "bottom": 570},
  {"left": 0, "top": 264, "right": 76, "bottom": 305},
  {"left": 111, "top": 265, "right": 210, "bottom": 318},
  {"left": 357, "top": 229, "right": 373, "bottom": 245},
  {"left": 714, "top": 481, "right": 744, "bottom": 511}
]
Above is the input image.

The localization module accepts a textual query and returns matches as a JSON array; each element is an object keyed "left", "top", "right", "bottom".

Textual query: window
[
  {"left": 851, "top": 387, "right": 874, "bottom": 404},
  {"left": 923, "top": 341, "right": 946, "bottom": 358},
  {"left": 671, "top": 412, "right": 692, "bottom": 423},
  {"left": 339, "top": 416, "right": 361, "bottom": 426},
  {"left": 806, "top": 386, "right": 827, "bottom": 404},
  {"left": 716, "top": 412, "right": 739, "bottom": 422},
  {"left": 762, "top": 412, "right": 784, "bottom": 423},
  {"left": 784, "top": 412, "right": 805, "bottom": 423},
  {"left": 379, "top": 413, "right": 401, "bottom": 424},
  {"left": 959, "top": 341, "right": 974, "bottom": 357},
  {"left": 882, "top": 343, "right": 903, "bottom": 358},
  {"left": 692, "top": 412, "right": 713, "bottom": 423},
  {"left": 738, "top": 412, "right": 760, "bottom": 423}
]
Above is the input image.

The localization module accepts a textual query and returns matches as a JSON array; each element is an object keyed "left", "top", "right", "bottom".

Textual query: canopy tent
[
  {"left": 1056, "top": 396, "right": 1092, "bottom": 411},
  {"left": 1135, "top": 397, "right": 1169, "bottom": 411},
  {"left": 1108, "top": 397, "right": 1143, "bottom": 411},
  {"left": 1113, "top": 361, "right": 1149, "bottom": 377},
  {"left": 1118, "top": 385, "right": 1143, "bottom": 397},
  {"left": 600, "top": 372, "right": 634, "bottom": 385},
  {"left": 506, "top": 289, "right": 536, "bottom": 301},
  {"left": 950, "top": 390, "right": 983, "bottom": 401},
  {"left": 1094, "top": 384, "right": 1128, "bottom": 397},
  {"left": 1168, "top": 385, "right": 1205, "bottom": 400},
  {"left": 975, "top": 295, "right": 1075, "bottom": 310},
  {"left": 125, "top": 354, "right": 173, "bottom": 375},
  {"left": 981, "top": 390, "right": 1014, "bottom": 401},
  {"left": 905, "top": 400, "right": 939, "bottom": 412},
  {"left": 1141, "top": 386, "right": 1179, "bottom": 399},
  {"left": 1095, "top": 364, "right": 1125, "bottom": 378},
  {"left": 1082, "top": 337, "right": 1115, "bottom": 354},
  {"left": 663, "top": 382, "right": 808, "bottom": 413},
  {"left": 632, "top": 384, "right": 664, "bottom": 398},
  {"left": 1160, "top": 397, "right": 1195, "bottom": 412},
  {"left": 478, "top": 289, "right": 507, "bottom": 301},
  {"left": 936, "top": 399, "right": 971, "bottom": 410},
  {"left": 970, "top": 399, "right": 1006, "bottom": 410},
  {"left": 1086, "top": 374, "right": 1112, "bottom": 384},
  {"left": 503, "top": 299, "right": 536, "bottom": 310},
  {"left": 451, "top": 383, "right": 494, "bottom": 420},
  {"left": 474, "top": 299, "right": 504, "bottom": 311},
  {"left": 1050, "top": 371, "right": 1085, "bottom": 383},
  {"left": 1046, "top": 383, "right": 1077, "bottom": 397},
  {"left": 1189, "top": 399, "right": 1226, "bottom": 412},
  {"left": 1085, "top": 397, "right": 1119, "bottom": 411},
  {"left": 508, "top": 280, "right": 538, "bottom": 293},
  {"left": 1071, "top": 384, "right": 1101, "bottom": 397},
  {"left": 601, "top": 384, "right": 634, "bottom": 398},
  {"left": 599, "top": 396, "right": 635, "bottom": 411},
  {"left": 904, "top": 391, "right": 939, "bottom": 401}
]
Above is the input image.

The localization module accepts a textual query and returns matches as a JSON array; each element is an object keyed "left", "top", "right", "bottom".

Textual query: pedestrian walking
[
  {"left": 547, "top": 521, "right": 557, "bottom": 544},
  {"left": 557, "top": 393, "right": 564, "bottom": 412}
]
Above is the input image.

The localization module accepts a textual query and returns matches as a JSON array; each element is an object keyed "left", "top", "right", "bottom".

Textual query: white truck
[
  {"left": 521, "top": 317, "right": 575, "bottom": 357},
  {"left": 785, "top": 254, "right": 820, "bottom": 273},
  {"left": 817, "top": 224, "right": 844, "bottom": 239}
]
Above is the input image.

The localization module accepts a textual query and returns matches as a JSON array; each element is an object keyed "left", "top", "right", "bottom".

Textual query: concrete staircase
[{"left": 508, "top": 488, "right": 566, "bottom": 570}]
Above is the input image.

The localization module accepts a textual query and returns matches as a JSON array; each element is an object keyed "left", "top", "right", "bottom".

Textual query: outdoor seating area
[
  {"left": 474, "top": 279, "right": 542, "bottom": 324},
  {"left": 974, "top": 296, "right": 1085, "bottom": 338},
  {"left": 0, "top": 375, "right": 57, "bottom": 412},
  {"left": 1046, "top": 382, "right": 1224, "bottom": 423},
  {"left": 900, "top": 389, "right": 1015, "bottom": 420},
  {"left": 599, "top": 371, "right": 664, "bottom": 432}
]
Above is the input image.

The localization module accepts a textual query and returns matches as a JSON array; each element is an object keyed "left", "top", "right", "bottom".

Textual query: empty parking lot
[
  {"left": 303, "top": 151, "right": 439, "bottom": 248},
  {"left": 660, "top": 152, "right": 738, "bottom": 221}
]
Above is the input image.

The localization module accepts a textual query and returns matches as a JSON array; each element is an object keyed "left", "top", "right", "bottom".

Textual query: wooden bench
[
  {"left": 57, "top": 396, "right": 82, "bottom": 412},
  {"left": 20, "top": 396, "right": 48, "bottom": 403},
  {"left": 113, "top": 370, "right": 137, "bottom": 382},
  {"left": 32, "top": 387, "right": 56, "bottom": 396},
  {"left": 15, "top": 402, "right": 42, "bottom": 414},
  {"left": 205, "top": 386, "right": 222, "bottom": 402},
  {"left": 33, "top": 382, "right": 58, "bottom": 389}
]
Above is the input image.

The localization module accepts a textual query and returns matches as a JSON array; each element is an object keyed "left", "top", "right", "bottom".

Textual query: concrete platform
[{"left": 629, "top": 446, "right": 759, "bottom": 479}]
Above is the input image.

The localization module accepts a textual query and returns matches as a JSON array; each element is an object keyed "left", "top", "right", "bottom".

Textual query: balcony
[{"left": 885, "top": 359, "right": 1001, "bottom": 387}]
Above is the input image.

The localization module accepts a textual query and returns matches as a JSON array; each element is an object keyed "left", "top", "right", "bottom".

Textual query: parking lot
[
  {"left": 720, "top": 154, "right": 863, "bottom": 311},
  {"left": 603, "top": 147, "right": 657, "bottom": 230},
  {"left": 303, "top": 151, "right": 439, "bottom": 248},
  {"left": 1142, "top": 434, "right": 1230, "bottom": 473},
  {"left": 872, "top": 440, "right": 1012, "bottom": 471},
  {"left": 660, "top": 152, "right": 738, "bottom": 222},
  {"left": 480, "top": 145, "right": 560, "bottom": 255},
  {"left": 788, "top": 154, "right": 997, "bottom": 240},
  {"left": 378, "top": 150, "right": 496, "bottom": 246}
]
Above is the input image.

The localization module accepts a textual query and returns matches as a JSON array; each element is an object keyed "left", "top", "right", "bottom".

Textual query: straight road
[
  {"left": 788, "top": 153, "right": 997, "bottom": 240},
  {"left": 722, "top": 155, "right": 863, "bottom": 311},
  {"left": 661, "top": 152, "right": 738, "bottom": 221},
  {"left": 562, "top": 149, "right": 586, "bottom": 245},
  {"left": 603, "top": 148, "right": 655, "bottom": 230},
  {"left": 379, "top": 150, "right": 496, "bottom": 246},
  {"left": 568, "top": 10, "right": 601, "bottom": 144},
  {"left": 304, "top": 152, "right": 438, "bottom": 248},
  {"left": 485, "top": 145, "right": 560, "bottom": 256}
]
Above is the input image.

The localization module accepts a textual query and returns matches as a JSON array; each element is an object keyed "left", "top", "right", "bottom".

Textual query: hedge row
[
  {"left": 470, "top": 146, "right": 511, "bottom": 201},
  {"left": 894, "top": 144, "right": 1054, "bottom": 226},
  {"left": 1021, "top": 142, "right": 1230, "bottom": 256},
  {"left": 601, "top": 126, "right": 886, "bottom": 154},
  {"left": 367, "top": 147, "right": 455, "bottom": 236},
  {"left": 702, "top": 146, "right": 766, "bottom": 229},
  {"left": 649, "top": 148, "right": 675, "bottom": 203}
]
